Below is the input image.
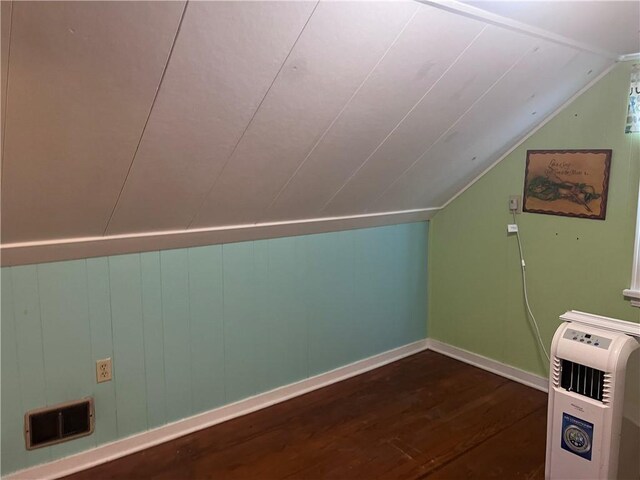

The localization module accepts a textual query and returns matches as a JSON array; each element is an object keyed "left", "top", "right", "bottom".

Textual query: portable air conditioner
[{"left": 545, "top": 311, "right": 640, "bottom": 480}]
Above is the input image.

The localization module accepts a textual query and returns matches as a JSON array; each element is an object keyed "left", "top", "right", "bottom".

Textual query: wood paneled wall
[{"left": 1, "top": 222, "right": 428, "bottom": 475}]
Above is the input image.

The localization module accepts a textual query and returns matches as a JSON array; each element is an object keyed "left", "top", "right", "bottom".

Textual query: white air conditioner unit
[{"left": 545, "top": 311, "right": 640, "bottom": 480}]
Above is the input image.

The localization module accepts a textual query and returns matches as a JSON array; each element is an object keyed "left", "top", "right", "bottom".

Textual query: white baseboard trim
[
  {"left": 5, "top": 340, "right": 429, "bottom": 480},
  {"left": 5, "top": 338, "right": 550, "bottom": 480},
  {"left": 426, "top": 339, "right": 549, "bottom": 393}
]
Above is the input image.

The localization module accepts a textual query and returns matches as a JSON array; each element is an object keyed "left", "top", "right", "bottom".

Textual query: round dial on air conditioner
[{"left": 563, "top": 425, "right": 591, "bottom": 453}]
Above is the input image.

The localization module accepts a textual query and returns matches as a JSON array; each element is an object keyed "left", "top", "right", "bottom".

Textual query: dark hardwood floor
[{"left": 66, "top": 351, "right": 548, "bottom": 480}]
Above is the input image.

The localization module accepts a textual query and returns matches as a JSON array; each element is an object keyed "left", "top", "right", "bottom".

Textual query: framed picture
[{"left": 523, "top": 149, "right": 612, "bottom": 220}]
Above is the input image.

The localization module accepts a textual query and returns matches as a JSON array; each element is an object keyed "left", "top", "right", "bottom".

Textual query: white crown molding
[
  {"left": 419, "top": 0, "right": 619, "bottom": 60},
  {"left": 0, "top": 208, "right": 438, "bottom": 266},
  {"left": 618, "top": 52, "right": 640, "bottom": 62}
]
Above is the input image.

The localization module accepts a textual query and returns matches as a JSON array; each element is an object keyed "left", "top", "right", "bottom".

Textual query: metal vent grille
[
  {"left": 560, "top": 359, "right": 605, "bottom": 402},
  {"left": 25, "top": 398, "right": 94, "bottom": 449}
]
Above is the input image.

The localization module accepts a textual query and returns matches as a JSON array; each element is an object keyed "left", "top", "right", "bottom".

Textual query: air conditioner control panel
[{"left": 562, "top": 328, "right": 612, "bottom": 350}]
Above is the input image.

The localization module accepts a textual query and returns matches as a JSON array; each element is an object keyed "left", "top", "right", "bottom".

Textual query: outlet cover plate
[
  {"left": 96, "top": 358, "right": 112, "bottom": 383},
  {"left": 509, "top": 195, "right": 522, "bottom": 214}
]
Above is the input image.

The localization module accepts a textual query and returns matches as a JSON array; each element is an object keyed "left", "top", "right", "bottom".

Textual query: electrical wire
[{"left": 511, "top": 211, "right": 551, "bottom": 363}]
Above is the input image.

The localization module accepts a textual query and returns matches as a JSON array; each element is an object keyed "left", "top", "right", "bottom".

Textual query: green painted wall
[
  {"left": 429, "top": 61, "right": 640, "bottom": 377},
  {"left": 1, "top": 222, "right": 428, "bottom": 475}
]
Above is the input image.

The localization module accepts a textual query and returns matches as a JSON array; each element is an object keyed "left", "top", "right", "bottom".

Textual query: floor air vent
[
  {"left": 25, "top": 398, "right": 94, "bottom": 449},
  {"left": 560, "top": 359, "right": 604, "bottom": 401}
]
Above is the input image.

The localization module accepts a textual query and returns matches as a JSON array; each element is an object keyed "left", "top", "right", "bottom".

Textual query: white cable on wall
[{"left": 511, "top": 211, "right": 551, "bottom": 363}]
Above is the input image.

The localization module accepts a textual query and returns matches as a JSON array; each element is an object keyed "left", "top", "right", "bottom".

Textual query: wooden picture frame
[{"left": 522, "top": 149, "right": 612, "bottom": 220}]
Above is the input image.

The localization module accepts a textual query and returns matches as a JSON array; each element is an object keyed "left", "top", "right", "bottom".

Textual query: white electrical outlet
[
  {"left": 96, "top": 358, "right": 112, "bottom": 383},
  {"left": 509, "top": 195, "right": 522, "bottom": 214}
]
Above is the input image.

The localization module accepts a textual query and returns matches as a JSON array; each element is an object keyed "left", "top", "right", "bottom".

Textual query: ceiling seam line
[
  {"left": 437, "top": 62, "right": 616, "bottom": 211},
  {"left": 364, "top": 38, "right": 536, "bottom": 212},
  {"left": 319, "top": 23, "right": 488, "bottom": 214},
  {"left": 255, "top": 2, "right": 422, "bottom": 222},
  {"left": 185, "top": 0, "right": 321, "bottom": 230},
  {"left": 1, "top": 0, "right": 15, "bottom": 186},
  {"left": 417, "top": 0, "right": 618, "bottom": 60},
  {"left": 101, "top": 0, "right": 190, "bottom": 236},
  {"left": 410, "top": 51, "right": 610, "bottom": 208}
]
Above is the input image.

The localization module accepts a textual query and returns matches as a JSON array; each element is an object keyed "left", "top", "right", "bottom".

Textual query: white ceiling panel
[
  {"left": 1, "top": 1, "right": 185, "bottom": 243},
  {"left": 416, "top": 52, "right": 612, "bottom": 207},
  {"left": 262, "top": 4, "right": 485, "bottom": 222},
  {"left": 106, "top": 1, "right": 316, "bottom": 235},
  {"left": 323, "top": 24, "right": 535, "bottom": 217},
  {"left": 374, "top": 45, "right": 611, "bottom": 211},
  {"left": 1, "top": 1, "right": 627, "bottom": 258},
  {"left": 190, "top": 0, "right": 419, "bottom": 228}
]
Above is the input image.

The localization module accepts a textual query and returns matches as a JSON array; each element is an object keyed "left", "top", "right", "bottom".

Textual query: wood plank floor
[{"left": 66, "top": 351, "right": 548, "bottom": 480}]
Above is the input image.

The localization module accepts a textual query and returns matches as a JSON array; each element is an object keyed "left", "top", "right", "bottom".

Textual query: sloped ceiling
[
  {"left": 0, "top": 0, "right": 635, "bottom": 263},
  {"left": 461, "top": 1, "right": 640, "bottom": 56}
]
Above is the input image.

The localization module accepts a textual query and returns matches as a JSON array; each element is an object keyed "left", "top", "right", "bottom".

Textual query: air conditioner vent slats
[
  {"left": 552, "top": 357, "right": 561, "bottom": 387},
  {"left": 548, "top": 321, "right": 639, "bottom": 479},
  {"left": 560, "top": 359, "right": 605, "bottom": 402},
  {"left": 602, "top": 373, "right": 613, "bottom": 405}
]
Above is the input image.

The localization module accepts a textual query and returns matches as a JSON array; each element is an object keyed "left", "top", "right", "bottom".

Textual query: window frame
[{"left": 624, "top": 182, "right": 640, "bottom": 307}]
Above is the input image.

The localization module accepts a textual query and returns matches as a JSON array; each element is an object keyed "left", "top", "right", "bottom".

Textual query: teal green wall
[
  {"left": 429, "top": 61, "right": 640, "bottom": 377},
  {"left": 1, "top": 222, "right": 428, "bottom": 475}
]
